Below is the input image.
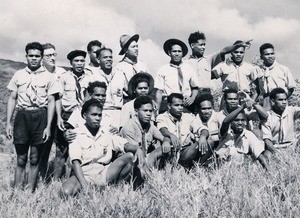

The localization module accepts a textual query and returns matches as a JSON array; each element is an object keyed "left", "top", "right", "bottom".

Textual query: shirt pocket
[
  {"left": 36, "top": 84, "right": 48, "bottom": 98},
  {"left": 18, "top": 82, "right": 27, "bottom": 93},
  {"left": 63, "top": 84, "right": 77, "bottom": 100}
]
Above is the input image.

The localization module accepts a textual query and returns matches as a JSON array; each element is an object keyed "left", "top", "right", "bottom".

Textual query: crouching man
[
  {"left": 61, "top": 99, "right": 142, "bottom": 196},
  {"left": 215, "top": 101, "right": 269, "bottom": 170}
]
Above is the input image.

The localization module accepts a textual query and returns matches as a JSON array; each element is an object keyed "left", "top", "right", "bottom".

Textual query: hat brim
[
  {"left": 163, "top": 39, "right": 188, "bottom": 57},
  {"left": 119, "top": 34, "right": 140, "bottom": 55},
  {"left": 127, "top": 72, "right": 154, "bottom": 98}
]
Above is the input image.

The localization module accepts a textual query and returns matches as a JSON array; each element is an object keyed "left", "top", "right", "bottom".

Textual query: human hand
[
  {"left": 169, "top": 134, "right": 181, "bottom": 150},
  {"left": 183, "top": 96, "right": 194, "bottom": 106},
  {"left": 64, "top": 129, "right": 77, "bottom": 143},
  {"left": 6, "top": 123, "right": 13, "bottom": 140},
  {"left": 162, "top": 140, "right": 171, "bottom": 154},
  {"left": 197, "top": 135, "right": 208, "bottom": 154},
  {"left": 109, "top": 126, "right": 119, "bottom": 135},
  {"left": 57, "top": 116, "right": 65, "bottom": 131},
  {"left": 43, "top": 126, "right": 51, "bottom": 142}
]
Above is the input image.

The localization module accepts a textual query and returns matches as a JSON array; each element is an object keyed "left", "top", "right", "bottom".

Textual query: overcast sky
[{"left": 0, "top": 0, "right": 299, "bottom": 79}]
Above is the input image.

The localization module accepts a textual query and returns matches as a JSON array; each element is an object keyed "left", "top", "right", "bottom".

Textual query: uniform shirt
[
  {"left": 215, "top": 129, "right": 264, "bottom": 160},
  {"left": 120, "top": 116, "right": 163, "bottom": 151},
  {"left": 69, "top": 124, "right": 127, "bottom": 166},
  {"left": 7, "top": 66, "right": 59, "bottom": 108},
  {"left": 193, "top": 111, "right": 221, "bottom": 142},
  {"left": 85, "top": 65, "right": 99, "bottom": 78},
  {"left": 44, "top": 66, "right": 66, "bottom": 80},
  {"left": 120, "top": 99, "right": 158, "bottom": 127},
  {"left": 262, "top": 106, "right": 300, "bottom": 148},
  {"left": 59, "top": 70, "right": 94, "bottom": 112},
  {"left": 92, "top": 68, "right": 116, "bottom": 85},
  {"left": 186, "top": 53, "right": 223, "bottom": 89},
  {"left": 256, "top": 61, "right": 295, "bottom": 94},
  {"left": 155, "top": 62, "right": 199, "bottom": 97},
  {"left": 156, "top": 112, "right": 206, "bottom": 146},
  {"left": 67, "top": 107, "right": 120, "bottom": 131},
  {"left": 109, "top": 59, "right": 149, "bottom": 108},
  {"left": 212, "top": 60, "right": 257, "bottom": 93}
]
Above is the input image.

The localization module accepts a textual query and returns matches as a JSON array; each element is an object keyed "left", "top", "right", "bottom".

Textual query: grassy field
[{"left": 1, "top": 59, "right": 300, "bottom": 217}]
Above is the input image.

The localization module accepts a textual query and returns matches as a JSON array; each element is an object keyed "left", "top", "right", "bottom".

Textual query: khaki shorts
[{"left": 82, "top": 163, "right": 110, "bottom": 186}]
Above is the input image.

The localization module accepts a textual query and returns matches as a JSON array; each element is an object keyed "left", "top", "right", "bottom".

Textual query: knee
[
  {"left": 16, "top": 155, "right": 27, "bottom": 168},
  {"left": 60, "top": 185, "right": 74, "bottom": 197},
  {"left": 123, "top": 152, "right": 135, "bottom": 163},
  {"left": 29, "top": 153, "right": 40, "bottom": 166}
]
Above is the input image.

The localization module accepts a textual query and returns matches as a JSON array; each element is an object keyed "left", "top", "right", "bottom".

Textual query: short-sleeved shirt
[
  {"left": 193, "top": 111, "right": 221, "bottom": 142},
  {"left": 69, "top": 125, "right": 127, "bottom": 166},
  {"left": 120, "top": 99, "right": 158, "bottom": 127},
  {"left": 120, "top": 116, "right": 163, "bottom": 151},
  {"left": 59, "top": 70, "right": 94, "bottom": 112},
  {"left": 256, "top": 61, "right": 295, "bottom": 94},
  {"left": 85, "top": 65, "right": 99, "bottom": 77},
  {"left": 156, "top": 112, "right": 206, "bottom": 146},
  {"left": 216, "top": 129, "right": 264, "bottom": 160},
  {"left": 7, "top": 66, "right": 59, "bottom": 108},
  {"left": 154, "top": 62, "right": 199, "bottom": 97},
  {"left": 212, "top": 60, "right": 257, "bottom": 93},
  {"left": 109, "top": 59, "right": 149, "bottom": 108},
  {"left": 186, "top": 53, "right": 223, "bottom": 89},
  {"left": 44, "top": 66, "right": 66, "bottom": 80},
  {"left": 92, "top": 68, "right": 116, "bottom": 85},
  {"left": 262, "top": 106, "right": 300, "bottom": 148}
]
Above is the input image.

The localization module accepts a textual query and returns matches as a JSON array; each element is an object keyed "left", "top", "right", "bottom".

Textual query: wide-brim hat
[
  {"left": 163, "top": 38, "right": 188, "bottom": 57},
  {"left": 119, "top": 34, "right": 139, "bottom": 55},
  {"left": 128, "top": 72, "right": 154, "bottom": 98},
  {"left": 67, "top": 50, "right": 87, "bottom": 61}
]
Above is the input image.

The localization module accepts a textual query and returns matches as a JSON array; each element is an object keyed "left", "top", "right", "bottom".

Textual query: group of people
[{"left": 5, "top": 31, "right": 299, "bottom": 196}]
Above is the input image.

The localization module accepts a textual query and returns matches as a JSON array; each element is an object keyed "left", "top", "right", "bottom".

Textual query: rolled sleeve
[
  {"left": 248, "top": 136, "right": 264, "bottom": 159},
  {"left": 261, "top": 120, "right": 272, "bottom": 141},
  {"left": 69, "top": 141, "right": 82, "bottom": 164},
  {"left": 154, "top": 70, "right": 165, "bottom": 91},
  {"left": 111, "top": 135, "right": 128, "bottom": 153}
]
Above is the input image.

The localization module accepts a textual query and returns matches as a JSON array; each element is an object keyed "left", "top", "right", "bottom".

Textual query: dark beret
[{"left": 67, "top": 50, "right": 87, "bottom": 61}]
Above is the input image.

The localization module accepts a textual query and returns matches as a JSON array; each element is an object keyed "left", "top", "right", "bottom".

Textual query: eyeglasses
[
  {"left": 27, "top": 55, "right": 41, "bottom": 58},
  {"left": 44, "top": 53, "right": 57, "bottom": 58}
]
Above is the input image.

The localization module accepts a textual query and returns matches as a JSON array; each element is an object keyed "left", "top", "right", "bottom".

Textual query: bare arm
[
  {"left": 264, "top": 138, "right": 276, "bottom": 154},
  {"left": 257, "top": 153, "right": 269, "bottom": 170},
  {"left": 184, "top": 89, "right": 198, "bottom": 106},
  {"left": 253, "top": 103, "right": 268, "bottom": 121},
  {"left": 155, "top": 89, "right": 163, "bottom": 114},
  {"left": 72, "top": 160, "right": 88, "bottom": 190},
  {"left": 220, "top": 104, "right": 246, "bottom": 137},
  {"left": 6, "top": 91, "right": 17, "bottom": 139},
  {"left": 219, "top": 40, "right": 253, "bottom": 58},
  {"left": 43, "top": 95, "right": 56, "bottom": 142},
  {"left": 55, "top": 98, "right": 65, "bottom": 131},
  {"left": 159, "top": 127, "right": 181, "bottom": 150},
  {"left": 288, "top": 88, "right": 294, "bottom": 98}
]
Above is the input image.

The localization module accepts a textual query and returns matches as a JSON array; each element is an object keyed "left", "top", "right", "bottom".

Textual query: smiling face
[
  {"left": 26, "top": 49, "right": 42, "bottom": 71},
  {"left": 83, "top": 105, "right": 102, "bottom": 129},
  {"left": 191, "top": 39, "right": 206, "bottom": 57},
  {"left": 169, "top": 44, "right": 183, "bottom": 63},
  {"left": 99, "top": 49, "right": 113, "bottom": 70},
  {"left": 261, "top": 48, "right": 275, "bottom": 67}
]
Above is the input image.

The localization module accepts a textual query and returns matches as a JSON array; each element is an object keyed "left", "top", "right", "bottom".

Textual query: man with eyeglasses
[
  {"left": 54, "top": 50, "right": 94, "bottom": 180},
  {"left": 39, "top": 43, "right": 66, "bottom": 181},
  {"left": 186, "top": 31, "right": 252, "bottom": 94},
  {"left": 6, "top": 42, "right": 59, "bottom": 191}
]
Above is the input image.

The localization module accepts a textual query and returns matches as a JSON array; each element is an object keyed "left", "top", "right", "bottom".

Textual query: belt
[
  {"left": 18, "top": 106, "right": 46, "bottom": 111},
  {"left": 198, "top": 88, "right": 211, "bottom": 92}
]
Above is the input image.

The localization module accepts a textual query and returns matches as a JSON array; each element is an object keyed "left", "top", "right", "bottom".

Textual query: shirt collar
[
  {"left": 25, "top": 66, "right": 46, "bottom": 74},
  {"left": 262, "top": 60, "right": 278, "bottom": 71},
  {"left": 167, "top": 111, "right": 182, "bottom": 124},
  {"left": 133, "top": 115, "right": 150, "bottom": 132},
  {"left": 122, "top": 57, "right": 137, "bottom": 65},
  {"left": 189, "top": 55, "right": 206, "bottom": 62}
]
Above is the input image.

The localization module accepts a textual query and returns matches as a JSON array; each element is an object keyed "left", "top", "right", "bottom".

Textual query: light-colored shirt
[
  {"left": 120, "top": 99, "right": 158, "bottom": 127},
  {"left": 67, "top": 107, "right": 120, "bottom": 130},
  {"left": 44, "top": 66, "right": 66, "bottom": 80},
  {"left": 212, "top": 60, "right": 257, "bottom": 93},
  {"left": 120, "top": 116, "right": 163, "bottom": 151},
  {"left": 58, "top": 70, "right": 94, "bottom": 112},
  {"left": 186, "top": 53, "right": 223, "bottom": 89},
  {"left": 109, "top": 59, "right": 149, "bottom": 108},
  {"left": 256, "top": 61, "right": 295, "bottom": 94},
  {"left": 69, "top": 124, "right": 127, "bottom": 166},
  {"left": 194, "top": 111, "right": 221, "bottom": 142},
  {"left": 7, "top": 66, "right": 59, "bottom": 108},
  {"left": 154, "top": 62, "right": 199, "bottom": 97},
  {"left": 216, "top": 129, "right": 264, "bottom": 160},
  {"left": 262, "top": 106, "right": 300, "bottom": 148},
  {"left": 156, "top": 112, "right": 205, "bottom": 146}
]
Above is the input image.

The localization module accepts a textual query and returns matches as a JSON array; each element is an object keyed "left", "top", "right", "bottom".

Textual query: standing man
[
  {"left": 256, "top": 43, "right": 296, "bottom": 109},
  {"left": 39, "top": 43, "right": 66, "bottom": 180},
  {"left": 155, "top": 38, "right": 199, "bottom": 113},
  {"left": 186, "top": 31, "right": 252, "bottom": 92},
  {"left": 110, "top": 34, "right": 149, "bottom": 108},
  {"left": 6, "top": 42, "right": 59, "bottom": 191},
  {"left": 95, "top": 47, "right": 115, "bottom": 85},
  {"left": 212, "top": 40, "right": 258, "bottom": 103},
  {"left": 85, "top": 40, "right": 102, "bottom": 77},
  {"left": 55, "top": 50, "right": 94, "bottom": 180}
]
